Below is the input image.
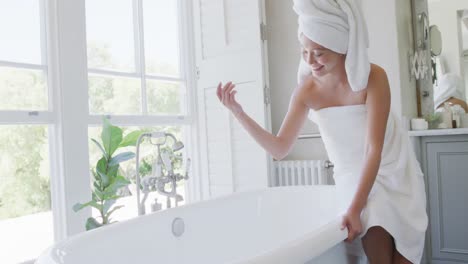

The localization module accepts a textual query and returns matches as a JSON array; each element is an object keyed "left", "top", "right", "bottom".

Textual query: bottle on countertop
[
  {"left": 450, "top": 104, "right": 465, "bottom": 128},
  {"left": 442, "top": 102, "right": 454, "bottom": 128}
]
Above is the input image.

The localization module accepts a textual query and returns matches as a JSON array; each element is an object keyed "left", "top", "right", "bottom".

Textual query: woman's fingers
[
  {"left": 219, "top": 81, "right": 232, "bottom": 103},
  {"left": 216, "top": 82, "right": 222, "bottom": 100},
  {"left": 227, "top": 89, "right": 238, "bottom": 106},
  {"left": 226, "top": 83, "right": 236, "bottom": 94},
  {"left": 223, "top": 83, "right": 235, "bottom": 103},
  {"left": 341, "top": 217, "right": 347, "bottom": 230},
  {"left": 216, "top": 81, "right": 241, "bottom": 115},
  {"left": 345, "top": 227, "right": 362, "bottom": 242},
  {"left": 348, "top": 230, "right": 357, "bottom": 241},
  {"left": 341, "top": 216, "right": 353, "bottom": 242},
  {"left": 342, "top": 219, "right": 352, "bottom": 242},
  {"left": 226, "top": 85, "right": 236, "bottom": 103},
  {"left": 222, "top": 81, "right": 232, "bottom": 94},
  {"left": 341, "top": 212, "right": 363, "bottom": 243},
  {"left": 222, "top": 83, "right": 236, "bottom": 105},
  {"left": 344, "top": 228, "right": 354, "bottom": 242},
  {"left": 218, "top": 83, "right": 225, "bottom": 102},
  {"left": 231, "top": 90, "right": 238, "bottom": 102}
]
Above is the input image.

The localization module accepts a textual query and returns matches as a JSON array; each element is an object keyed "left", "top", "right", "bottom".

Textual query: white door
[{"left": 193, "top": 0, "right": 272, "bottom": 198}]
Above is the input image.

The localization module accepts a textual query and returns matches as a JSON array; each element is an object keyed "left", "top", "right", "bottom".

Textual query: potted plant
[
  {"left": 424, "top": 112, "right": 442, "bottom": 129},
  {"left": 73, "top": 118, "right": 142, "bottom": 230}
]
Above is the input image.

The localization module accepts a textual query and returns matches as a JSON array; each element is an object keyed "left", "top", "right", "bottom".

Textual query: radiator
[{"left": 273, "top": 160, "right": 333, "bottom": 186}]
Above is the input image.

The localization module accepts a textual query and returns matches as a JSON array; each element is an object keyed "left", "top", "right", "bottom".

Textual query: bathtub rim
[
  {"left": 230, "top": 216, "right": 348, "bottom": 263},
  {"left": 36, "top": 185, "right": 342, "bottom": 263}
]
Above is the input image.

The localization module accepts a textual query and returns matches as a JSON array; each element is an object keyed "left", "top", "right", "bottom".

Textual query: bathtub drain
[{"left": 172, "top": 217, "right": 185, "bottom": 237}]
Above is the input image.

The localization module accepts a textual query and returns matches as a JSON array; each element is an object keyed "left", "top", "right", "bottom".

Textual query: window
[
  {"left": 86, "top": 0, "right": 186, "bottom": 116},
  {"left": 0, "top": 1, "right": 54, "bottom": 263},
  {"left": 85, "top": 0, "right": 191, "bottom": 222}
]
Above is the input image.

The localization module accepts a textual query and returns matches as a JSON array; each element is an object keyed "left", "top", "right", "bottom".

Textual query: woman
[{"left": 216, "top": 0, "right": 427, "bottom": 263}]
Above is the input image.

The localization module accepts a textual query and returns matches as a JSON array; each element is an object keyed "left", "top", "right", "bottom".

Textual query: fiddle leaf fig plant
[{"left": 73, "top": 118, "right": 143, "bottom": 230}]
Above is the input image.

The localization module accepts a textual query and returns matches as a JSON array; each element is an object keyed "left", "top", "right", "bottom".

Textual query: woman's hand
[
  {"left": 216, "top": 81, "right": 244, "bottom": 116},
  {"left": 341, "top": 208, "right": 363, "bottom": 243}
]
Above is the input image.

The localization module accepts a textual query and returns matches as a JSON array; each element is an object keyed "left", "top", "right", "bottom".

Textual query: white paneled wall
[
  {"left": 204, "top": 87, "right": 231, "bottom": 186},
  {"left": 194, "top": 0, "right": 271, "bottom": 199},
  {"left": 230, "top": 84, "right": 269, "bottom": 190},
  {"left": 199, "top": 0, "right": 258, "bottom": 58},
  {"left": 224, "top": 0, "right": 257, "bottom": 48}
]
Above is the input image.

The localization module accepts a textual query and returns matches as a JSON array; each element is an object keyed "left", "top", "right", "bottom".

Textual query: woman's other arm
[
  {"left": 444, "top": 97, "right": 468, "bottom": 113},
  {"left": 342, "top": 65, "right": 391, "bottom": 242}
]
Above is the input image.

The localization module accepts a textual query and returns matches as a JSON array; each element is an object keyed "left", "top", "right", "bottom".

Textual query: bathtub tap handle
[
  {"left": 161, "top": 152, "right": 173, "bottom": 173},
  {"left": 184, "top": 158, "right": 191, "bottom": 180},
  {"left": 151, "top": 198, "right": 162, "bottom": 212},
  {"left": 135, "top": 131, "right": 187, "bottom": 215}
]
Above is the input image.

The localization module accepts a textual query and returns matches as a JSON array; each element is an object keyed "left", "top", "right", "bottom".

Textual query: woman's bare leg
[
  {"left": 392, "top": 249, "right": 412, "bottom": 264},
  {"left": 361, "top": 226, "right": 394, "bottom": 264}
]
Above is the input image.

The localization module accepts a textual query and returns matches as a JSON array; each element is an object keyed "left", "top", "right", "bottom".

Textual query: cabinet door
[
  {"left": 193, "top": 0, "right": 272, "bottom": 198},
  {"left": 424, "top": 136, "right": 468, "bottom": 263}
]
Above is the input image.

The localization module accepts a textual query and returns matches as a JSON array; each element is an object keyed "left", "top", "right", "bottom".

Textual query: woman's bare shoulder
[
  {"left": 298, "top": 75, "right": 318, "bottom": 91},
  {"left": 369, "top": 63, "right": 388, "bottom": 81},
  {"left": 365, "top": 63, "right": 391, "bottom": 106},
  {"left": 295, "top": 76, "right": 319, "bottom": 107},
  {"left": 367, "top": 63, "right": 390, "bottom": 92}
]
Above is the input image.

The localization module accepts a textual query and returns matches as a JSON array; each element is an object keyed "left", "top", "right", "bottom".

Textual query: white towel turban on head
[{"left": 293, "top": 0, "right": 370, "bottom": 92}]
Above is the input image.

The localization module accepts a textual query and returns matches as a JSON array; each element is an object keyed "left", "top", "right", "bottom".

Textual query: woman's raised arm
[{"left": 216, "top": 81, "right": 310, "bottom": 160}]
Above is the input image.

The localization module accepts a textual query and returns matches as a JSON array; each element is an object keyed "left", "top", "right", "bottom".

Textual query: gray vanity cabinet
[{"left": 420, "top": 135, "right": 468, "bottom": 264}]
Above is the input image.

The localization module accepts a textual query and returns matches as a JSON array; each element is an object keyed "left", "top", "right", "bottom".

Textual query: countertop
[{"left": 408, "top": 127, "right": 468, "bottom": 137}]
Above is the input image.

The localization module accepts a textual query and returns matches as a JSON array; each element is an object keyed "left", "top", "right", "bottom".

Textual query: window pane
[
  {"left": 0, "top": 125, "right": 53, "bottom": 263},
  {"left": 0, "top": 0, "right": 42, "bottom": 64},
  {"left": 143, "top": 0, "right": 180, "bottom": 77},
  {"left": 86, "top": 0, "right": 135, "bottom": 72},
  {"left": 147, "top": 80, "right": 183, "bottom": 115},
  {"left": 88, "top": 125, "right": 186, "bottom": 222},
  {"left": 89, "top": 75, "right": 141, "bottom": 114},
  {"left": 0, "top": 67, "right": 48, "bottom": 111}
]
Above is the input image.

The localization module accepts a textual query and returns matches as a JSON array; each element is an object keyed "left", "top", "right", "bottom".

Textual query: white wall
[
  {"left": 265, "top": 0, "right": 417, "bottom": 160},
  {"left": 396, "top": 0, "right": 418, "bottom": 120},
  {"left": 362, "top": 0, "right": 417, "bottom": 120}
]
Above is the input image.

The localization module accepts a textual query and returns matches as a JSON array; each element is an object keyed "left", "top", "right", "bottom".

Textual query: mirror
[
  {"left": 429, "top": 25, "right": 442, "bottom": 56},
  {"left": 427, "top": 0, "right": 468, "bottom": 112}
]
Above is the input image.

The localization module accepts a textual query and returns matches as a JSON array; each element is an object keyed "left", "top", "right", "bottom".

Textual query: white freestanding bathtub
[{"left": 36, "top": 186, "right": 366, "bottom": 264}]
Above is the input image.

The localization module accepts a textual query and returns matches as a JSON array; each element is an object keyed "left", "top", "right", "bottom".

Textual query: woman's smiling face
[{"left": 300, "top": 34, "right": 345, "bottom": 77}]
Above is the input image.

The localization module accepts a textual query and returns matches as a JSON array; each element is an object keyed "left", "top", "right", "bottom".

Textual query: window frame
[{"left": 0, "top": 0, "right": 68, "bottom": 256}]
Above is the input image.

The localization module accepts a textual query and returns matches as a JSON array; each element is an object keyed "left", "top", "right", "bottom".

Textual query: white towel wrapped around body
[{"left": 307, "top": 105, "right": 428, "bottom": 263}]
